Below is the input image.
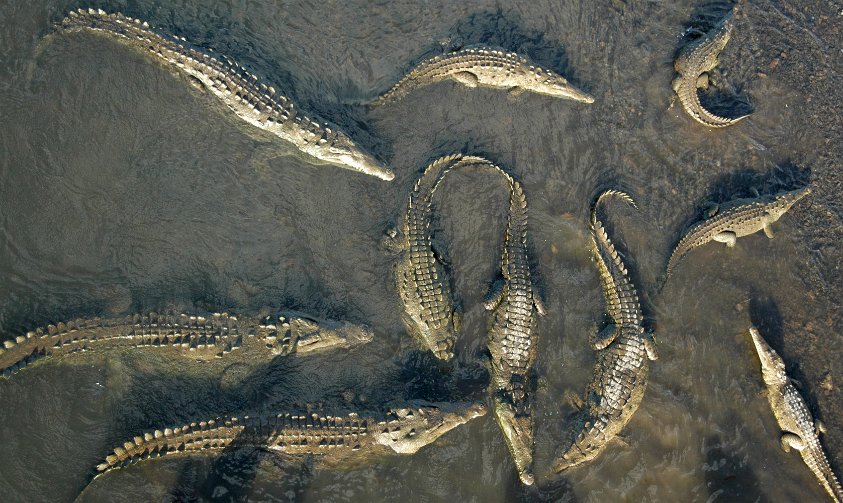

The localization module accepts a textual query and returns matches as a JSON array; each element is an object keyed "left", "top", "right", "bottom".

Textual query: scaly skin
[
  {"left": 748, "top": 327, "right": 843, "bottom": 503},
  {"left": 93, "top": 401, "right": 487, "bottom": 476},
  {"left": 0, "top": 310, "right": 373, "bottom": 378},
  {"left": 666, "top": 186, "right": 811, "bottom": 278},
  {"left": 672, "top": 5, "right": 749, "bottom": 127},
  {"left": 553, "top": 190, "right": 657, "bottom": 472},
  {"left": 372, "top": 46, "right": 594, "bottom": 106},
  {"left": 48, "top": 9, "right": 393, "bottom": 180},
  {"left": 483, "top": 166, "right": 544, "bottom": 485},
  {"left": 392, "top": 154, "right": 465, "bottom": 360}
]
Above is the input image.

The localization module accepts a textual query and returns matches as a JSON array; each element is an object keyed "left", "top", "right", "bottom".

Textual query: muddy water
[{"left": 1, "top": 0, "right": 842, "bottom": 501}]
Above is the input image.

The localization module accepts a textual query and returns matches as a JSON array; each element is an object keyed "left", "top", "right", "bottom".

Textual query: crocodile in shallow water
[
  {"left": 483, "top": 163, "right": 545, "bottom": 485},
  {"left": 665, "top": 186, "right": 811, "bottom": 278},
  {"left": 748, "top": 326, "right": 843, "bottom": 503},
  {"left": 371, "top": 46, "right": 594, "bottom": 106},
  {"left": 0, "top": 310, "right": 373, "bottom": 378},
  {"left": 672, "top": 5, "right": 749, "bottom": 127},
  {"left": 93, "top": 401, "right": 486, "bottom": 476},
  {"left": 47, "top": 9, "right": 393, "bottom": 180},
  {"left": 553, "top": 190, "right": 657, "bottom": 472},
  {"left": 389, "top": 154, "right": 465, "bottom": 360}
]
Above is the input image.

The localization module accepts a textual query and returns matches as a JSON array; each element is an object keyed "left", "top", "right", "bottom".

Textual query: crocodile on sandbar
[
  {"left": 93, "top": 401, "right": 486, "bottom": 476},
  {"left": 672, "top": 4, "right": 750, "bottom": 127},
  {"left": 371, "top": 46, "right": 594, "bottom": 106},
  {"left": 665, "top": 186, "right": 811, "bottom": 278},
  {"left": 552, "top": 190, "right": 657, "bottom": 472},
  {"left": 482, "top": 162, "right": 545, "bottom": 485},
  {"left": 47, "top": 9, "right": 393, "bottom": 180},
  {"left": 0, "top": 310, "right": 373, "bottom": 378},
  {"left": 748, "top": 326, "right": 843, "bottom": 502}
]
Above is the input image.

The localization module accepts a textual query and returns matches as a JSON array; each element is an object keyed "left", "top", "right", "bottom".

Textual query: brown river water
[{"left": 1, "top": 0, "right": 842, "bottom": 501}]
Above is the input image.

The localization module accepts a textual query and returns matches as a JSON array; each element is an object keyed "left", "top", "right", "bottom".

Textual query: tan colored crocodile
[
  {"left": 47, "top": 9, "right": 393, "bottom": 180},
  {"left": 93, "top": 401, "right": 486, "bottom": 476},
  {"left": 0, "top": 310, "right": 373, "bottom": 378},
  {"left": 553, "top": 190, "right": 656, "bottom": 472},
  {"left": 665, "top": 186, "right": 811, "bottom": 278},
  {"left": 371, "top": 46, "right": 594, "bottom": 106},
  {"left": 748, "top": 327, "right": 843, "bottom": 502},
  {"left": 672, "top": 4, "right": 750, "bottom": 127},
  {"left": 483, "top": 163, "right": 545, "bottom": 485}
]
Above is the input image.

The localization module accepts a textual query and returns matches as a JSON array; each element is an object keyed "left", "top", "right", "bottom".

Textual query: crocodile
[
  {"left": 483, "top": 164, "right": 545, "bottom": 485},
  {"left": 0, "top": 310, "right": 373, "bottom": 378},
  {"left": 672, "top": 4, "right": 750, "bottom": 127},
  {"left": 552, "top": 190, "right": 657, "bottom": 472},
  {"left": 47, "top": 9, "right": 393, "bottom": 180},
  {"left": 665, "top": 186, "right": 811, "bottom": 278},
  {"left": 371, "top": 46, "right": 594, "bottom": 106},
  {"left": 748, "top": 326, "right": 843, "bottom": 502},
  {"left": 93, "top": 401, "right": 486, "bottom": 476}
]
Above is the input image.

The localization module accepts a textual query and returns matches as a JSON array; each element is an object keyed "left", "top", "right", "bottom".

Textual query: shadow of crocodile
[{"left": 702, "top": 432, "right": 768, "bottom": 502}]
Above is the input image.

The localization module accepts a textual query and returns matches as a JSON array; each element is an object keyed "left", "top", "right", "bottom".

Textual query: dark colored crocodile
[
  {"left": 48, "top": 9, "right": 393, "bottom": 180},
  {"left": 483, "top": 165, "right": 545, "bottom": 485},
  {"left": 665, "top": 186, "right": 811, "bottom": 278},
  {"left": 672, "top": 4, "right": 749, "bottom": 127},
  {"left": 748, "top": 326, "right": 843, "bottom": 502},
  {"left": 371, "top": 46, "right": 594, "bottom": 106},
  {"left": 0, "top": 310, "right": 373, "bottom": 378},
  {"left": 553, "top": 190, "right": 657, "bottom": 472},
  {"left": 94, "top": 401, "right": 486, "bottom": 476}
]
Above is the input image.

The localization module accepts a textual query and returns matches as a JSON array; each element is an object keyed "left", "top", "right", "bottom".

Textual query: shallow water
[{"left": 1, "top": 0, "right": 842, "bottom": 501}]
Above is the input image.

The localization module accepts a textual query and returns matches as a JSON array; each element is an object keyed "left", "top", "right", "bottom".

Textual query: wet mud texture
[{"left": 1, "top": 0, "right": 842, "bottom": 502}]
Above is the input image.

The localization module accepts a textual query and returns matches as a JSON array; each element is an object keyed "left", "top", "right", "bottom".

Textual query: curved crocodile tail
[
  {"left": 0, "top": 312, "right": 247, "bottom": 378},
  {"left": 590, "top": 190, "right": 640, "bottom": 324},
  {"left": 370, "top": 55, "right": 440, "bottom": 107},
  {"left": 95, "top": 416, "right": 248, "bottom": 475},
  {"left": 679, "top": 84, "right": 749, "bottom": 128}
]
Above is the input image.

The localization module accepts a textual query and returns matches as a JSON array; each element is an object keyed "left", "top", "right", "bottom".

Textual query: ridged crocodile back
[
  {"left": 0, "top": 312, "right": 249, "bottom": 377},
  {"left": 590, "top": 190, "right": 642, "bottom": 327}
]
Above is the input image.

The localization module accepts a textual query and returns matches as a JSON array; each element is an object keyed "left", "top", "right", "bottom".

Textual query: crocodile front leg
[
  {"left": 591, "top": 324, "right": 618, "bottom": 351},
  {"left": 713, "top": 231, "right": 737, "bottom": 247},
  {"left": 781, "top": 432, "right": 806, "bottom": 452}
]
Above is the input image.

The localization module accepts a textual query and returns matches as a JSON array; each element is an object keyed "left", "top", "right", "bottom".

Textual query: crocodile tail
[
  {"left": 0, "top": 312, "right": 248, "bottom": 378},
  {"left": 405, "top": 154, "right": 464, "bottom": 228},
  {"left": 95, "top": 416, "right": 255, "bottom": 475},
  {"left": 370, "top": 54, "right": 443, "bottom": 107},
  {"left": 590, "top": 190, "right": 639, "bottom": 324}
]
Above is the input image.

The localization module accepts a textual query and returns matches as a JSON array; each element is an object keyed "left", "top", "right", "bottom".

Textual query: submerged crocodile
[
  {"left": 94, "top": 401, "right": 486, "bottom": 476},
  {"left": 47, "top": 9, "right": 393, "bottom": 180},
  {"left": 483, "top": 164, "right": 545, "bottom": 485},
  {"left": 748, "top": 327, "right": 843, "bottom": 502},
  {"left": 371, "top": 46, "right": 594, "bottom": 106},
  {"left": 0, "top": 310, "right": 373, "bottom": 378},
  {"left": 665, "top": 186, "right": 811, "bottom": 278},
  {"left": 672, "top": 5, "right": 749, "bottom": 127},
  {"left": 553, "top": 190, "right": 657, "bottom": 472}
]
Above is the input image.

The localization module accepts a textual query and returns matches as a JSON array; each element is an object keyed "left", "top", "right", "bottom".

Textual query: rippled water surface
[{"left": 1, "top": 0, "right": 842, "bottom": 501}]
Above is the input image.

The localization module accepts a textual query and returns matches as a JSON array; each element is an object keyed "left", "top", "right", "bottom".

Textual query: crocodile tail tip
[{"left": 591, "top": 189, "right": 637, "bottom": 227}]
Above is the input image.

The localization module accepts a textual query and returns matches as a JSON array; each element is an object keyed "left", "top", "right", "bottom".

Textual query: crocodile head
[
  {"left": 291, "top": 316, "right": 375, "bottom": 354},
  {"left": 516, "top": 65, "right": 594, "bottom": 103},
  {"left": 374, "top": 401, "right": 487, "bottom": 454},
  {"left": 494, "top": 398, "right": 535, "bottom": 485},
  {"left": 676, "top": 9, "right": 735, "bottom": 74},
  {"left": 310, "top": 130, "right": 394, "bottom": 181},
  {"left": 767, "top": 186, "right": 811, "bottom": 221},
  {"left": 748, "top": 327, "right": 787, "bottom": 386}
]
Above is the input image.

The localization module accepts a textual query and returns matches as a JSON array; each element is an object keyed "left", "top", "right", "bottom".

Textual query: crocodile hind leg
[
  {"left": 781, "top": 432, "right": 806, "bottom": 452},
  {"left": 713, "top": 231, "right": 737, "bottom": 247},
  {"left": 643, "top": 331, "right": 658, "bottom": 361},
  {"left": 762, "top": 214, "right": 775, "bottom": 239},
  {"left": 452, "top": 71, "right": 479, "bottom": 88},
  {"left": 591, "top": 324, "right": 618, "bottom": 351}
]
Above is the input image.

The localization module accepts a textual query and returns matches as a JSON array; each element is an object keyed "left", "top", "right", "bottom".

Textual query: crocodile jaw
[
  {"left": 494, "top": 398, "right": 535, "bottom": 485},
  {"left": 537, "top": 77, "right": 594, "bottom": 103},
  {"left": 770, "top": 186, "right": 811, "bottom": 220},
  {"left": 377, "top": 402, "right": 486, "bottom": 454},
  {"left": 748, "top": 327, "right": 787, "bottom": 386},
  {"left": 305, "top": 134, "right": 394, "bottom": 181}
]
